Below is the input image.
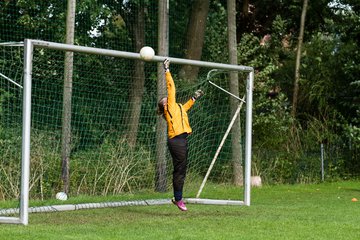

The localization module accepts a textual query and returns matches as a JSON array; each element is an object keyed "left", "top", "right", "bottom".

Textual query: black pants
[{"left": 167, "top": 133, "right": 188, "bottom": 197}]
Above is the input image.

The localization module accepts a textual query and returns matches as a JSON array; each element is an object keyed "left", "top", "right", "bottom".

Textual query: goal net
[
  {"left": 0, "top": 42, "right": 26, "bottom": 224},
  {"left": 0, "top": 40, "right": 253, "bottom": 225}
]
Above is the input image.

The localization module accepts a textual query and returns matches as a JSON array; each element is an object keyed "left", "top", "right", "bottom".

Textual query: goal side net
[{"left": 0, "top": 39, "right": 253, "bottom": 225}]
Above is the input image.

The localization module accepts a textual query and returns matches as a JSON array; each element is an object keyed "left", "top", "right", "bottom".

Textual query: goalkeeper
[{"left": 157, "top": 58, "right": 204, "bottom": 211}]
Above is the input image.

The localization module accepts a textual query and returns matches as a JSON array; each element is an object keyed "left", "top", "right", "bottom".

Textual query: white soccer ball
[
  {"left": 251, "top": 176, "right": 262, "bottom": 187},
  {"left": 139, "top": 46, "right": 155, "bottom": 61},
  {"left": 56, "top": 192, "right": 68, "bottom": 201}
]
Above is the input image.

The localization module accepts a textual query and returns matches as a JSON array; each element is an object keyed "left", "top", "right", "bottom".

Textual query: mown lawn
[{"left": 1, "top": 181, "right": 360, "bottom": 240}]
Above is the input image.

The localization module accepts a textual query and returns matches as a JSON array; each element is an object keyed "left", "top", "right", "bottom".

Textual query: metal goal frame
[{"left": 0, "top": 39, "right": 254, "bottom": 225}]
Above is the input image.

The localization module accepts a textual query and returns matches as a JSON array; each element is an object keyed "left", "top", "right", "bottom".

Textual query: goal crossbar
[{"left": 0, "top": 39, "right": 254, "bottom": 225}]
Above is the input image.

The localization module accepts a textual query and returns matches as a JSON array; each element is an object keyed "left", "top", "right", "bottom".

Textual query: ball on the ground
[
  {"left": 140, "top": 46, "right": 155, "bottom": 61},
  {"left": 56, "top": 192, "right": 68, "bottom": 201},
  {"left": 250, "top": 176, "right": 262, "bottom": 187}
]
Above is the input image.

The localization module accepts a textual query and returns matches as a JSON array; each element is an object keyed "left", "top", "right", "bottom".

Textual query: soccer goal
[{"left": 0, "top": 39, "right": 253, "bottom": 225}]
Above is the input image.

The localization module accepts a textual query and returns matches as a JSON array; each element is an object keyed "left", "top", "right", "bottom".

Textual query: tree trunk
[
  {"left": 127, "top": 4, "right": 146, "bottom": 148},
  {"left": 292, "top": 0, "right": 308, "bottom": 118},
  {"left": 237, "top": 0, "right": 249, "bottom": 38},
  {"left": 179, "top": 0, "right": 209, "bottom": 82},
  {"left": 155, "top": 0, "right": 169, "bottom": 192},
  {"left": 242, "top": 0, "right": 249, "bottom": 17},
  {"left": 227, "top": 0, "right": 243, "bottom": 186},
  {"left": 61, "top": 0, "right": 76, "bottom": 195}
]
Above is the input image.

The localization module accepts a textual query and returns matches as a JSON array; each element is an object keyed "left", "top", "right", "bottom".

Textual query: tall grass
[
  {"left": 0, "top": 122, "right": 356, "bottom": 201},
  {"left": 0, "top": 129, "right": 156, "bottom": 200},
  {"left": 70, "top": 137, "right": 155, "bottom": 196},
  {"left": 252, "top": 115, "right": 352, "bottom": 184}
]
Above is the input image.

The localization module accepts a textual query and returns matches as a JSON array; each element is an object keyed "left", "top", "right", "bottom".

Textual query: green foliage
[
  {"left": 0, "top": 128, "right": 61, "bottom": 200},
  {"left": 235, "top": 31, "right": 295, "bottom": 182},
  {"left": 300, "top": 32, "right": 341, "bottom": 116},
  {"left": 234, "top": 13, "right": 358, "bottom": 183},
  {"left": 0, "top": 127, "right": 22, "bottom": 199},
  {"left": 1, "top": 0, "right": 359, "bottom": 193},
  {"left": 0, "top": 89, "right": 11, "bottom": 116},
  {"left": 346, "top": 111, "right": 360, "bottom": 147},
  {"left": 203, "top": 0, "right": 228, "bottom": 62}
]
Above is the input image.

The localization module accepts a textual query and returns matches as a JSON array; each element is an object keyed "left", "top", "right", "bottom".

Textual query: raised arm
[
  {"left": 183, "top": 89, "right": 204, "bottom": 112},
  {"left": 164, "top": 59, "right": 176, "bottom": 109}
]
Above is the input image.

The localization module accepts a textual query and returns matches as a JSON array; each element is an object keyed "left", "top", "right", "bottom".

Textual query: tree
[
  {"left": 227, "top": 0, "right": 243, "bottom": 185},
  {"left": 292, "top": 0, "right": 308, "bottom": 118},
  {"left": 179, "top": 0, "right": 210, "bottom": 82},
  {"left": 0, "top": 0, "right": 66, "bottom": 42},
  {"left": 155, "top": 0, "right": 169, "bottom": 192},
  {"left": 61, "top": 0, "right": 76, "bottom": 195},
  {"left": 126, "top": 2, "right": 146, "bottom": 147}
]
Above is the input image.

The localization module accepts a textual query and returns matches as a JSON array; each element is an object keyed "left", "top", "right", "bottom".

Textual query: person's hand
[
  {"left": 163, "top": 58, "right": 170, "bottom": 71},
  {"left": 193, "top": 89, "right": 204, "bottom": 100}
]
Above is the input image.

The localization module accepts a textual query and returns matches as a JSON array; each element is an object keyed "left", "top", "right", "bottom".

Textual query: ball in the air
[
  {"left": 140, "top": 46, "right": 155, "bottom": 61},
  {"left": 56, "top": 192, "right": 68, "bottom": 201}
]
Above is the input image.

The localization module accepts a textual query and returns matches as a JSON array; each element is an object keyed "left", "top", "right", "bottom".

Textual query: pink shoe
[{"left": 172, "top": 198, "right": 187, "bottom": 211}]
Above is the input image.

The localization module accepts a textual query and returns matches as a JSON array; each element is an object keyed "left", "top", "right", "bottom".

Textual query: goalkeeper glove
[
  {"left": 163, "top": 58, "right": 170, "bottom": 71},
  {"left": 192, "top": 89, "right": 204, "bottom": 101}
]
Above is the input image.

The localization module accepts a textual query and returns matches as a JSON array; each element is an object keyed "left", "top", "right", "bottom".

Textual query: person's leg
[{"left": 167, "top": 133, "right": 188, "bottom": 201}]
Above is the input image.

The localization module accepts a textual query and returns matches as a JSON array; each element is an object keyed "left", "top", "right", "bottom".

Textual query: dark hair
[{"left": 157, "top": 97, "right": 167, "bottom": 115}]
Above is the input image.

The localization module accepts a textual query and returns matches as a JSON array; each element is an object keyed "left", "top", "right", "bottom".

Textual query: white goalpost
[{"left": 0, "top": 39, "right": 254, "bottom": 225}]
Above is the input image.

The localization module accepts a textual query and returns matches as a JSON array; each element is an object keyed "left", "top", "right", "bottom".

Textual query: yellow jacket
[{"left": 164, "top": 71, "right": 195, "bottom": 139}]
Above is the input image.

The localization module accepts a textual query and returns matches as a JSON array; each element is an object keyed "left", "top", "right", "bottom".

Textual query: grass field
[{"left": 1, "top": 181, "right": 360, "bottom": 240}]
